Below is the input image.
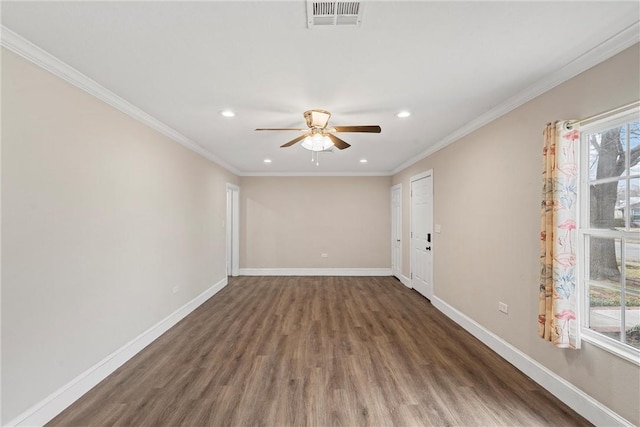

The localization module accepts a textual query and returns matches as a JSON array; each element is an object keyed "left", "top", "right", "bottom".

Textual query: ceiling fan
[{"left": 255, "top": 109, "right": 381, "bottom": 151}]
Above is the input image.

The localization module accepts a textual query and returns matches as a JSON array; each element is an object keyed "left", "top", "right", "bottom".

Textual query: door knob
[{"left": 426, "top": 246, "right": 431, "bottom": 251}]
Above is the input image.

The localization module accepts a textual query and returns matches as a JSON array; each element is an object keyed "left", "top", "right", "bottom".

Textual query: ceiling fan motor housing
[{"left": 304, "top": 109, "right": 331, "bottom": 129}]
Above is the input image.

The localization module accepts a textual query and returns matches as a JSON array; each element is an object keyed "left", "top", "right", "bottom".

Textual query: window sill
[{"left": 581, "top": 329, "right": 640, "bottom": 366}]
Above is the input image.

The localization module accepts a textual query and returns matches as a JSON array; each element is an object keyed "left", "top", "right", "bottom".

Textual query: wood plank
[{"left": 48, "top": 276, "right": 591, "bottom": 426}]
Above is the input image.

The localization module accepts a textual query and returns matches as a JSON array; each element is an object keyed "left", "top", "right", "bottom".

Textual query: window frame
[{"left": 578, "top": 106, "right": 640, "bottom": 365}]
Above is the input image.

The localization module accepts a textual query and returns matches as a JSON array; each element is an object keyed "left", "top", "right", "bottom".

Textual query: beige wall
[
  {"left": 239, "top": 176, "right": 391, "bottom": 269},
  {"left": 392, "top": 44, "right": 640, "bottom": 424},
  {"left": 1, "top": 48, "right": 238, "bottom": 423}
]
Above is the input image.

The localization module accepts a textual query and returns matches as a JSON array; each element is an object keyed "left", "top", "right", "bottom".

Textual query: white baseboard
[
  {"left": 431, "top": 296, "right": 633, "bottom": 427},
  {"left": 7, "top": 277, "right": 228, "bottom": 427},
  {"left": 239, "top": 268, "right": 392, "bottom": 276}
]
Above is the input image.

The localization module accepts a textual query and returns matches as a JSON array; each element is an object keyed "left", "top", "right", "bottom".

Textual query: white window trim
[{"left": 578, "top": 106, "right": 640, "bottom": 365}]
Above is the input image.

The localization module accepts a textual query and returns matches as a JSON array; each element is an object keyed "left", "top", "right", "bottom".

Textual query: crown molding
[
  {"left": 0, "top": 25, "right": 241, "bottom": 176},
  {"left": 391, "top": 21, "right": 640, "bottom": 176}
]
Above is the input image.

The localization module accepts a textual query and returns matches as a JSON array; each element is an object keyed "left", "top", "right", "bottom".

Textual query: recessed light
[
  {"left": 219, "top": 110, "right": 236, "bottom": 118},
  {"left": 360, "top": 159, "right": 368, "bottom": 163},
  {"left": 396, "top": 111, "right": 411, "bottom": 118},
  {"left": 263, "top": 159, "right": 272, "bottom": 163}
]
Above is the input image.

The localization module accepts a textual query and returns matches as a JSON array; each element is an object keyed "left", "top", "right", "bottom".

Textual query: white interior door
[
  {"left": 391, "top": 184, "right": 402, "bottom": 279},
  {"left": 411, "top": 172, "right": 433, "bottom": 299},
  {"left": 226, "top": 188, "right": 232, "bottom": 275}
]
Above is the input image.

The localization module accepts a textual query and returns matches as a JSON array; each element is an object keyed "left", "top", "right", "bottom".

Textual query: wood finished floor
[{"left": 48, "top": 276, "right": 590, "bottom": 426}]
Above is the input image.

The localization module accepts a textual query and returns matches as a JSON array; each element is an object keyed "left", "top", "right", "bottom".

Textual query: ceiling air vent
[{"left": 307, "top": 1, "right": 363, "bottom": 28}]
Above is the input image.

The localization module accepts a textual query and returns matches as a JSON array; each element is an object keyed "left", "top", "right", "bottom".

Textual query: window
[{"left": 579, "top": 106, "right": 640, "bottom": 363}]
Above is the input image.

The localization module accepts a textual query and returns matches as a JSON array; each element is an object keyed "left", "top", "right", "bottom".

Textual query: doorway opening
[
  {"left": 226, "top": 183, "right": 240, "bottom": 277},
  {"left": 391, "top": 184, "right": 402, "bottom": 280}
]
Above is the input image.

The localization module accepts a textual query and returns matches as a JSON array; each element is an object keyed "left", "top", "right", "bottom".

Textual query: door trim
[
  {"left": 410, "top": 170, "right": 434, "bottom": 299},
  {"left": 226, "top": 183, "right": 240, "bottom": 277}
]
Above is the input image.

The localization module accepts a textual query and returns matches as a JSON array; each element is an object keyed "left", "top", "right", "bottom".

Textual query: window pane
[
  {"left": 625, "top": 306, "right": 640, "bottom": 350},
  {"left": 589, "top": 237, "right": 622, "bottom": 282},
  {"left": 626, "top": 238, "right": 640, "bottom": 291},
  {"left": 587, "top": 236, "right": 622, "bottom": 342},
  {"left": 588, "top": 125, "right": 626, "bottom": 181},
  {"left": 630, "top": 177, "right": 640, "bottom": 232},
  {"left": 630, "top": 121, "right": 640, "bottom": 177},
  {"left": 625, "top": 238, "right": 640, "bottom": 349},
  {"left": 589, "top": 285, "right": 621, "bottom": 342},
  {"left": 590, "top": 181, "right": 625, "bottom": 229}
]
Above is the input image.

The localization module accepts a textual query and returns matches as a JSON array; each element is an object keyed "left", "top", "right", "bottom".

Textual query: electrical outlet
[
  {"left": 321, "top": 253, "right": 328, "bottom": 258},
  {"left": 173, "top": 286, "right": 180, "bottom": 294},
  {"left": 498, "top": 302, "right": 508, "bottom": 314}
]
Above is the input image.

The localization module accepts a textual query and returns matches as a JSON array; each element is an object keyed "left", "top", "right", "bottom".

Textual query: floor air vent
[{"left": 307, "top": 1, "right": 363, "bottom": 28}]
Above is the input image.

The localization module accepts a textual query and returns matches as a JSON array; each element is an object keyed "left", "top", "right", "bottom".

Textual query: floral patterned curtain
[{"left": 539, "top": 121, "right": 580, "bottom": 349}]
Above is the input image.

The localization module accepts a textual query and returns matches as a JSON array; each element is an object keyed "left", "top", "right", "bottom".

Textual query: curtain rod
[{"left": 566, "top": 100, "right": 639, "bottom": 128}]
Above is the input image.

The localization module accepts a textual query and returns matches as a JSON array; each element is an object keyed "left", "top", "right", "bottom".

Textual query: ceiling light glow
[
  {"left": 301, "top": 134, "right": 334, "bottom": 152},
  {"left": 396, "top": 111, "right": 411, "bottom": 118},
  {"left": 263, "top": 158, "right": 272, "bottom": 163},
  {"left": 360, "top": 159, "right": 368, "bottom": 163},
  {"left": 219, "top": 110, "right": 236, "bottom": 118}
]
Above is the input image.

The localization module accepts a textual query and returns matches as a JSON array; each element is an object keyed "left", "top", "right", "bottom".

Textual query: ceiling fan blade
[
  {"left": 327, "top": 134, "right": 351, "bottom": 150},
  {"left": 280, "top": 134, "right": 308, "bottom": 148},
  {"left": 333, "top": 125, "right": 381, "bottom": 133},
  {"left": 255, "top": 128, "right": 306, "bottom": 131}
]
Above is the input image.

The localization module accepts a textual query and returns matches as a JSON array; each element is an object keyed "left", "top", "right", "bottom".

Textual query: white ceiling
[{"left": 2, "top": 1, "right": 639, "bottom": 175}]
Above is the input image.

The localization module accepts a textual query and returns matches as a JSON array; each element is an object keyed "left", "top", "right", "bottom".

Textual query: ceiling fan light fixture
[
  {"left": 301, "top": 133, "right": 333, "bottom": 151},
  {"left": 256, "top": 109, "right": 379, "bottom": 155}
]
